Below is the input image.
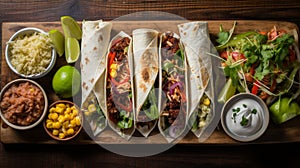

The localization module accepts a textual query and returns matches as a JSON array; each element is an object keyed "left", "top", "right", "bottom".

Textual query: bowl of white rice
[{"left": 5, "top": 27, "right": 56, "bottom": 79}]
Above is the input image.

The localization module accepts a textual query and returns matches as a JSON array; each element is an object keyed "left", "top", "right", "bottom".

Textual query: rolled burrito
[
  {"left": 158, "top": 31, "right": 189, "bottom": 143},
  {"left": 80, "top": 20, "right": 112, "bottom": 136},
  {"left": 132, "top": 28, "right": 159, "bottom": 138},
  {"left": 178, "top": 21, "right": 225, "bottom": 141},
  {"left": 106, "top": 31, "right": 135, "bottom": 140}
]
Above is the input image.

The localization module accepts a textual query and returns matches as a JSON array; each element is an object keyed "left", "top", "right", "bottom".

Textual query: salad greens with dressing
[{"left": 215, "top": 21, "right": 300, "bottom": 124}]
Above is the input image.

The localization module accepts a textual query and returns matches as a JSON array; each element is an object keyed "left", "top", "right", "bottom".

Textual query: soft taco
[
  {"left": 178, "top": 21, "right": 225, "bottom": 140},
  {"left": 80, "top": 20, "right": 112, "bottom": 136},
  {"left": 132, "top": 28, "right": 159, "bottom": 138},
  {"left": 158, "top": 31, "right": 188, "bottom": 143},
  {"left": 106, "top": 31, "right": 135, "bottom": 140}
]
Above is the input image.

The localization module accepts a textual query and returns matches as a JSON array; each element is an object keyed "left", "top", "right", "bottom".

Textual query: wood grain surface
[{"left": 1, "top": 1, "right": 300, "bottom": 168}]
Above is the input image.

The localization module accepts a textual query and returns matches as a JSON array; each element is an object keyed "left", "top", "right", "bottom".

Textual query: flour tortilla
[
  {"left": 106, "top": 31, "right": 135, "bottom": 140},
  {"left": 81, "top": 20, "right": 112, "bottom": 113},
  {"left": 178, "top": 21, "right": 225, "bottom": 140},
  {"left": 80, "top": 20, "right": 112, "bottom": 136},
  {"left": 132, "top": 28, "right": 159, "bottom": 137},
  {"left": 158, "top": 32, "right": 189, "bottom": 143}
]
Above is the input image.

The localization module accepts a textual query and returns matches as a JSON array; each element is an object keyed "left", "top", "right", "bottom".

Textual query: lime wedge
[
  {"left": 61, "top": 16, "right": 82, "bottom": 40},
  {"left": 65, "top": 37, "right": 80, "bottom": 63},
  {"left": 218, "top": 78, "right": 236, "bottom": 103},
  {"left": 48, "top": 29, "right": 65, "bottom": 57}
]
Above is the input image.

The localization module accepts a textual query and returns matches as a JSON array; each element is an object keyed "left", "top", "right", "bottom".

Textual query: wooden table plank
[{"left": 1, "top": 20, "right": 300, "bottom": 145}]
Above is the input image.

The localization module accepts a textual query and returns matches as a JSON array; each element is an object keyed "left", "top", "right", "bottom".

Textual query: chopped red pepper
[
  {"left": 108, "top": 52, "right": 116, "bottom": 76},
  {"left": 251, "top": 80, "right": 260, "bottom": 95}
]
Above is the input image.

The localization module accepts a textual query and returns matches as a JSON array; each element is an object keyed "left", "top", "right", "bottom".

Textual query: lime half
[
  {"left": 48, "top": 29, "right": 65, "bottom": 57},
  {"left": 61, "top": 16, "right": 82, "bottom": 40},
  {"left": 52, "top": 65, "right": 81, "bottom": 98},
  {"left": 65, "top": 37, "right": 80, "bottom": 63},
  {"left": 218, "top": 78, "right": 236, "bottom": 103}
]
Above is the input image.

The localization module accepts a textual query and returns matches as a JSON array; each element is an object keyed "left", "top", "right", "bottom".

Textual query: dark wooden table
[{"left": 1, "top": 0, "right": 300, "bottom": 167}]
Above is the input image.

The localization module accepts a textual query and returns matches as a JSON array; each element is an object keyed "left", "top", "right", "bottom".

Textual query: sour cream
[
  {"left": 221, "top": 93, "right": 269, "bottom": 142},
  {"left": 225, "top": 99, "right": 263, "bottom": 136}
]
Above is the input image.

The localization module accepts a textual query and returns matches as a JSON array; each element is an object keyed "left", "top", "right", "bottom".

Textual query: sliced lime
[
  {"left": 218, "top": 78, "right": 236, "bottom": 103},
  {"left": 61, "top": 16, "right": 82, "bottom": 40},
  {"left": 48, "top": 29, "right": 65, "bottom": 57},
  {"left": 65, "top": 37, "right": 80, "bottom": 63}
]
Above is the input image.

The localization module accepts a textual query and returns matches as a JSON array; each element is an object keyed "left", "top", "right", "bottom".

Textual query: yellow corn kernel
[
  {"left": 84, "top": 111, "right": 90, "bottom": 117},
  {"left": 62, "top": 121, "right": 70, "bottom": 128},
  {"left": 74, "top": 117, "right": 81, "bottom": 126},
  {"left": 110, "top": 69, "right": 117, "bottom": 78},
  {"left": 110, "top": 63, "right": 118, "bottom": 70},
  {"left": 48, "top": 113, "right": 53, "bottom": 119},
  {"left": 72, "top": 109, "right": 79, "bottom": 115},
  {"left": 46, "top": 119, "right": 52, "bottom": 123},
  {"left": 67, "top": 128, "right": 75, "bottom": 135},
  {"left": 55, "top": 107, "right": 64, "bottom": 114},
  {"left": 58, "top": 115, "right": 65, "bottom": 123},
  {"left": 53, "top": 122, "right": 61, "bottom": 129},
  {"left": 203, "top": 98, "right": 210, "bottom": 106},
  {"left": 70, "top": 119, "right": 76, "bottom": 126},
  {"left": 51, "top": 113, "right": 58, "bottom": 120},
  {"left": 52, "top": 129, "right": 59, "bottom": 136},
  {"left": 64, "top": 114, "right": 71, "bottom": 121},
  {"left": 56, "top": 103, "right": 66, "bottom": 109},
  {"left": 49, "top": 107, "right": 56, "bottom": 113},
  {"left": 58, "top": 133, "right": 65, "bottom": 139},
  {"left": 61, "top": 127, "right": 67, "bottom": 133},
  {"left": 46, "top": 122, "right": 53, "bottom": 129},
  {"left": 65, "top": 107, "right": 72, "bottom": 114},
  {"left": 87, "top": 104, "right": 96, "bottom": 113}
]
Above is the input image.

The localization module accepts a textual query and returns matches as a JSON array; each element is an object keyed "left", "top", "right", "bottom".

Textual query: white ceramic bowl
[
  {"left": 0, "top": 79, "right": 48, "bottom": 130},
  {"left": 221, "top": 93, "right": 269, "bottom": 142},
  {"left": 5, "top": 27, "right": 56, "bottom": 79}
]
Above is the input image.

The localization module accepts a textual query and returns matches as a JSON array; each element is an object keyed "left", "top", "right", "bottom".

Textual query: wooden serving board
[{"left": 1, "top": 20, "right": 300, "bottom": 145}]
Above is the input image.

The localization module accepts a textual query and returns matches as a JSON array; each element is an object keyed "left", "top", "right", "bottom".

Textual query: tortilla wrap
[
  {"left": 132, "top": 28, "right": 159, "bottom": 137},
  {"left": 158, "top": 32, "right": 189, "bottom": 143},
  {"left": 80, "top": 20, "right": 112, "bottom": 136},
  {"left": 106, "top": 31, "right": 135, "bottom": 140},
  {"left": 178, "top": 21, "right": 225, "bottom": 140}
]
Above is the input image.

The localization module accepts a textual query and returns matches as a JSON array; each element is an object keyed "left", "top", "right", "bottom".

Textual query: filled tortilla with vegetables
[
  {"left": 158, "top": 32, "right": 188, "bottom": 143},
  {"left": 106, "top": 31, "right": 135, "bottom": 140},
  {"left": 132, "top": 29, "right": 159, "bottom": 137},
  {"left": 80, "top": 20, "right": 112, "bottom": 136},
  {"left": 178, "top": 21, "right": 225, "bottom": 140}
]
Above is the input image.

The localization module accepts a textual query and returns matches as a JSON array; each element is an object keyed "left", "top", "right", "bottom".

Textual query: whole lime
[{"left": 52, "top": 65, "right": 81, "bottom": 98}]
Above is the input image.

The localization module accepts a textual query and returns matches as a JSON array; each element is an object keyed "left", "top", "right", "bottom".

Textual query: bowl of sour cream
[{"left": 221, "top": 93, "right": 269, "bottom": 142}]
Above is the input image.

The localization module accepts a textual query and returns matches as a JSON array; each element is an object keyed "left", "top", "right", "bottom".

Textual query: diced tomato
[
  {"left": 268, "top": 29, "right": 278, "bottom": 40},
  {"left": 231, "top": 51, "right": 246, "bottom": 61},
  {"left": 220, "top": 51, "right": 228, "bottom": 59}
]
